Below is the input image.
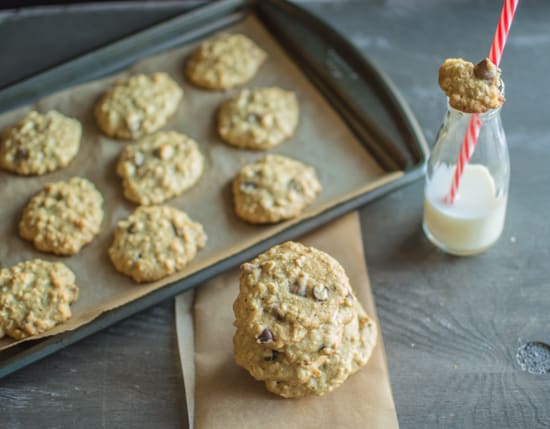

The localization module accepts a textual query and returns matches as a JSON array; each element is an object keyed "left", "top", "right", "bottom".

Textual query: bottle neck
[{"left": 446, "top": 104, "right": 502, "bottom": 123}]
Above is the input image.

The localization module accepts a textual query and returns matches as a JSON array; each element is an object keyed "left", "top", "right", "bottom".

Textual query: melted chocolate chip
[
  {"left": 271, "top": 307, "right": 285, "bottom": 321},
  {"left": 15, "top": 148, "right": 30, "bottom": 162},
  {"left": 474, "top": 58, "right": 497, "bottom": 81},
  {"left": 289, "top": 282, "right": 307, "bottom": 297},
  {"left": 257, "top": 328, "right": 274, "bottom": 343},
  {"left": 263, "top": 350, "right": 279, "bottom": 361}
]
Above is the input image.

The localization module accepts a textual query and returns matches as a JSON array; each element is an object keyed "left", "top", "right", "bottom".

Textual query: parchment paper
[
  {"left": 178, "top": 212, "right": 398, "bottom": 429},
  {"left": 0, "top": 15, "right": 401, "bottom": 351}
]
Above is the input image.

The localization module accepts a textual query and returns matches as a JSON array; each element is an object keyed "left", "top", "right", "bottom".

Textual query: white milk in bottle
[{"left": 423, "top": 163, "right": 507, "bottom": 255}]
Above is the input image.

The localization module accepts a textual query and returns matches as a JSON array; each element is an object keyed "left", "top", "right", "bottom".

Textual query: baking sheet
[
  {"left": 180, "top": 212, "right": 399, "bottom": 428},
  {"left": 0, "top": 14, "right": 400, "bottom": 351}
]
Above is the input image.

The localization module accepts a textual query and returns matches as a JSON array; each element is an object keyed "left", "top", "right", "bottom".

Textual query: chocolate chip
[
  {"left": 312, "top": 285, "right": 328, "bottom": 301},
  {"left": 257, "top": 328, "right": 274, "bottom": 343},
  {"left": 271, "top": 306, "right": 284, "bottom": 321},
  {"left": 14, "top": 148, "right": 29, "bottom": 162},
  {"left": 318, "top": 344, "right": 332, "bottom": 353},
  {"left": 263, "top": 350, "right": 279, "bottom": 361},
  {"left": 474, "top": 58, "right": 497, "bottom": 81},
  {"left": 127, "top": 223, "right": 137, "bottom": 233},
  {"left": 135, "top": 252, "right": 142, "bottom": 260},
  {"left": 289, "top": 282, "right": 307, "bottom": 297},
  {"left": 288, "top": 179, "right": 302, "bottom": 193}
]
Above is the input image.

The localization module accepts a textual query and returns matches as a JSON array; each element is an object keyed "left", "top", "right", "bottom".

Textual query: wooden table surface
[{"left": 1, "top": 1, "right": 549, "bottom": 428}]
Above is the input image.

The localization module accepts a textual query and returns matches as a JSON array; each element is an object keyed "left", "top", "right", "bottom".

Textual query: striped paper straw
[{"left": 445, "top": 0, "right": 519, "bottom": 204}]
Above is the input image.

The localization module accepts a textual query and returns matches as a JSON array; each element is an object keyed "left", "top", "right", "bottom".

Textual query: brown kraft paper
[
  {"left": 0, "top": 14, "right": 401, "bottom": 351},
  {"left": 186, "top": 212, "right": 399, "bottom": 429}
]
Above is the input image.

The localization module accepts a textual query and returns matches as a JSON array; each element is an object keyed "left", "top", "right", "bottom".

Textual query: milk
[{"left": 423, "top": 164, "right": 507, "bottom": 255}]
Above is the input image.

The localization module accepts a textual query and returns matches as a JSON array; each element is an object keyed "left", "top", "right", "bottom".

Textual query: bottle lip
[{"left": 446, "top": 102, "right": 502, "bottom": 119}]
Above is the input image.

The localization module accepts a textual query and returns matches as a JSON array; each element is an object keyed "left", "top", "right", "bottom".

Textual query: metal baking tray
[{"left": 0, "top": 0, "right": 428, "bottom": 378}]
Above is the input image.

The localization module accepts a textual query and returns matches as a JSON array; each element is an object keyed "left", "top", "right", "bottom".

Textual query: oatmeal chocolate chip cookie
[
  {"left": 218, "top": 87, "right": 299, "bottom": 150},
  {"left": 234, "top": 308, "right": 363, "bottom": 387},
  {"left": 232, "top": 155, "right": 322, "bottom": 224},
  {"left": 19, "top": 177, "right": 104, "bottom": 256},
  {"left": 186, "top": 33, "right": 267, "bottom": 90},
  {"left": 0, "top": 259, "right": 79, "bottom": 340},
  {"left": 264, "top": 309, "right": 377, "bottom": 398},
  {"left": 116, "top": 131, "right": 204, "bottom": 205},
  {"left": 234, "top": 242, "right": 355, "bottom": 333},
  {"left": 233, "top": 242, "right": 377, "bottom": 398},
  {"left": 109, "top": 205, "right": 207, "bottom": 283},
  {"left": 439, "top": 57, "right": 504, "bottom": 113},
  {"left": 95, "top": 73, "right": 183, "bottom": 140},
  {"left": 0, "top": 110, "right": 81, "bottom": 176}
]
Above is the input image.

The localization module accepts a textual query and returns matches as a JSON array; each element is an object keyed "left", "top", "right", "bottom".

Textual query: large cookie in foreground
[
  {"left": 0, "top": 110, "right": 81, "bottom": 176},
  {"left": 0, "top": 260, "right": 79, "bottom": 340},
  {"left": 233, "top": 241, "right": 377, "bottom": 398},
  {"left": 19, "top": 177, "right": 104, "bottom": 256},
  {"left": 186, "top": 33, "right": 267, "bottom": 90},
  {"left": 109, "top": 205, "right": 207, "bottom": 283},
  {"left": 232, "top": 155, "right": 322, "bottom": 224},
  {"left": 95, "top": 73, "right": 183, "bottom": 140}
]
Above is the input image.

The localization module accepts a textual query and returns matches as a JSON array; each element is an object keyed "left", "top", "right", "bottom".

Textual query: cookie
[
  {"left": 116, "top": 131, "right": 204, "bottom": 205},
  {"left": 0, "top": 259, "right": 79, "bottom": 340},
  {"left": 439, "top": 57, "right": 504, "bottom": 113},
  {"left": 218, "top": 87, "right": 299, "bottom": 149},
  {"left": 95, "top": 73, "right": 183, "bottom": 140},
  {"left": 186, "top": 33, "right": 267, "bottom": 90},
  {"left": 109, "top": 205, "right": 207, "bottom": 283},
  {"left": 233, "top": 306, "right": 359, "bottom": 385},
  {"left": 19, "top": 177, "right": 104, "bottom": 256},
  {"left": 232, "top": 155, "right": 322, "bottom": 224},
  {"left": 233, "top": 242, "right": 377, "bottom": 398},
  {"left": 0, "top": 110, "right": 81, "bottom": 176},
  {"left": 264, "top": 309, "right": 377, "bottom": 398}
]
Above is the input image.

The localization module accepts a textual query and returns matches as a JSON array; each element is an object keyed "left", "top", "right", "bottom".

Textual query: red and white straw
[
  {"left": 445, "top": 114, "right": 482, "bottom": 204},
  {"left": 489, "top": 0, "right": 519, "bottom": 66},
  {"left": 445, "top": 0, "right": 519, "bottom": 204}
]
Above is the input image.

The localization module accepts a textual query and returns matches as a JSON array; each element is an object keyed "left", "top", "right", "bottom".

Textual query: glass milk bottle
[{"left": 422, "top": 104, "right": 510, "bottom": 255}]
